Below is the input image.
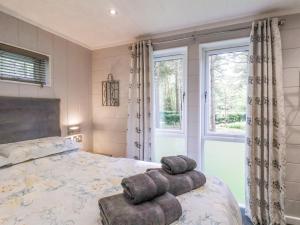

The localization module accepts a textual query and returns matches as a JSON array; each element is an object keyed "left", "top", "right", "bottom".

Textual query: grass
[{"left": 215, "top": 121, "right": 246, "bottom": 135}]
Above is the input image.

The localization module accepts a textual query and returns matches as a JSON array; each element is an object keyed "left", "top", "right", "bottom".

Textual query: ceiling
[{"left": 1, "top": 0, "right": 300, "bottom": 50}]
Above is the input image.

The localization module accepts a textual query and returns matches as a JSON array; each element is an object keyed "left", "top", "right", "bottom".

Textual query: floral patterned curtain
[
  {"left": 127, "top": 40, "right": 153, "bottom": 161},
  {"left": 245, "top": 18, "right": 286, "bottom": 225}
]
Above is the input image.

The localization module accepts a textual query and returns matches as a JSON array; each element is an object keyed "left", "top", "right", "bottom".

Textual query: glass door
[
  {"left": 201, "top": 41, "right": 249, "bottom": 205},
  {"left": 152, "top": 47, "right": 187, "bottom": 162}
]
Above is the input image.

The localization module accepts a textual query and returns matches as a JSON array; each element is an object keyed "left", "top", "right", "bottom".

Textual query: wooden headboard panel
[{"left": 0, "top": 96, "right": 61, "bottom": 144}]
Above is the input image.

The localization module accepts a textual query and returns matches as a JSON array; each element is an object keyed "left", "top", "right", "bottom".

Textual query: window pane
[
  {"left": 207, "top": 50, "right": 248, "bottom": 135},
  {"left": 153, "top": 134, "right": 186, "bottom": 162},
  {"left": 204, "top": 140, "right": 245, "bottom": 204},
  {"left": 154, "top": 58, "right": 184, "bottom": 130}
]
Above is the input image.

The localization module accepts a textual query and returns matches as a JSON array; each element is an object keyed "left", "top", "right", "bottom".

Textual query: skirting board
[{"left": 287, "top": 215, "right": 300, "bottom": 225}]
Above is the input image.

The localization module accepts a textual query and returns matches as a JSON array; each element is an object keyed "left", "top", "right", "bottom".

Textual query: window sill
[
  {"left": 0, "top": 79, "right": 51, "bottom": 88},
  {"left": 155, "top": 129, "right": 186, "bottom": 136}
]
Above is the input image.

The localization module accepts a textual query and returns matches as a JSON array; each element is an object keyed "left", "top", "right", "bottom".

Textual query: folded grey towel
[
  {"left": 147, "top": 168, "right": 206, "bottom": 196},
  {"left": 121, "top": 170, "right": 169, "bottom": 204},
  {"left": 98, "top": 192, "right": 182, "bottom": 225},
  {"left": 161, "top": 155, "right": 197, "bottom": 175}
]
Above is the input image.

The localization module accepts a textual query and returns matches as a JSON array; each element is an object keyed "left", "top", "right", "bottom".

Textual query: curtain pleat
[
  {"left": 245, "top": 18, "right": 286, "bottom": 225},
  {"left": 127, "top": 41, "right": 152, "bottom": 161}
]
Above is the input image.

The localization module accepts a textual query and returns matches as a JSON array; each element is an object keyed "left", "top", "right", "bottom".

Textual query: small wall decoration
[{"left": 102, "top": 73, "right": 120, "bottom": 106}]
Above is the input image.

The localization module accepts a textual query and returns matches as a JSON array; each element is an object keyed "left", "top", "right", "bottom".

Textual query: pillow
[
  {"left": 0, "top": 155, "right": 10, "bottom": 168},
  {"left": 33, "top": 137, "right": 79, "bottom": 159},
  {"left": 0, "top": 140, "right": 40, "bottom": 163},
  {"left": 0, "top": 137, "right": 79, "bottom": 165}
]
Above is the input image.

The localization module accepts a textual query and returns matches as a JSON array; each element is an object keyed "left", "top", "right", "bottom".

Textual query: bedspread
[{"left": 0, "top": 151, "right": 242, "bottom": 225}]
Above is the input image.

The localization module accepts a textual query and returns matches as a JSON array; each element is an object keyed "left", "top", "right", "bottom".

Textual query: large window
[
  {"left": 204, "top": 45, "right": 248, "bottom": 139},
  {"left": 0, "top": 43, "right": 49, "bottom": 86},
  {"left": 201, "top": 39, "right": 249, "bottom": 205}
]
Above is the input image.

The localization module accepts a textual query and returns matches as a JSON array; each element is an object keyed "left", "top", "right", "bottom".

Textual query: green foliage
[
  {"left": 210, "top": 51, "right": 248, "bottom": 116},
  {"left": 209, "top": 50, "right": 248, "bottom": 132},
  {"left": 154, "top": 59, "right": 183, "bottom": 113},
  {"left": 164, "top": 97, "right": 173, "bottom": 111},
  {"left": 227, "top": 122, "right": 245, "bottom": 129},
  {"left": 160, "top": 111, "right": 180, "bottom": 126},
  {"left": 215, "top": 113, "right": 246, "bottom": 124}
]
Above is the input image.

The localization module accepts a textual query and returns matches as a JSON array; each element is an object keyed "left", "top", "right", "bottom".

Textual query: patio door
[
  {"left": 200, "top": 39, "right": 249, "bottom": 205},
  {"left": 151, "top": 47, "right": 187, "bottom": 162}
]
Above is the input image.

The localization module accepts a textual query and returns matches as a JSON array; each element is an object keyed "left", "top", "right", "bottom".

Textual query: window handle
[
  {"left": 204, "top": 91, "right": 208, "bottom": 103},
  {"left": 183, "top": 92, "right": 186, "bottom": 103}
]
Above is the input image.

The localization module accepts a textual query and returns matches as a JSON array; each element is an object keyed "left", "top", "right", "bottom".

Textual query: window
[
  {"left": 153, "top": 48, "right": 187, "bottom": 132},
  {"left": 151, "top": 47, "right": 187, "bottom": 162},
  {"left": 204, "top": 45, "right": 248, "bottom": 140},
  {"left": 0, "top": 43, "right": 49, "bottom": 86},
  {"left": 200, "top": 39, "right": 249, "bottom": 205}
]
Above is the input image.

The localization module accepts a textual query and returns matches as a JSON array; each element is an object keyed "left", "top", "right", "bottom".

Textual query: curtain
[
  {"left": 245, "top": 18, "right": 286, "bottom": 225},
  {"left": 127, "top": 40, "right": 153, "bottom": 161}
]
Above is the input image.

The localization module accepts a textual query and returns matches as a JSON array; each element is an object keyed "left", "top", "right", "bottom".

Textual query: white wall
[
  {"left": 92, "top": 45, "right": 130, "bottom": 157},
  {"left": 281, "top": 13, "right": 300, "bottom": 223},
  {"left": 0, "top": 11, "right": 93, "bottom": 150}
]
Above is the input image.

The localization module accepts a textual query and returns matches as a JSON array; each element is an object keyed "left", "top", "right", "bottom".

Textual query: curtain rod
[{"left": 151, "top": 19, "right": 286, "bottom": 45}]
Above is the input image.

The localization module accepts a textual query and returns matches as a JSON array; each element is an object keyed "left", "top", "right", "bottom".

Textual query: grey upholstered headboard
[{"left": 0, "top": 96, "right": 61, "bottom": 144}]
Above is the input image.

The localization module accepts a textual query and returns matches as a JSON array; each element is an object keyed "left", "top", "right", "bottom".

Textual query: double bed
[{"left": 0, "top": 97, "right": 242, "bottom": 225}]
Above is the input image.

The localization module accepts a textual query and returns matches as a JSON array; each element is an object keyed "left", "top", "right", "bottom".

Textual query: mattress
[{"left": 0, "top": 151, "right": 242, "bottom": 225}]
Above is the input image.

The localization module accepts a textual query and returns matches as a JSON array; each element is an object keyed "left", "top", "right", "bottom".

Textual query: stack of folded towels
[
  {"left": 149, "top": 155, "right": 206, "bottom": 196},
  {"left": 98, "top": 155, "right": 206, "bottom": 225}
]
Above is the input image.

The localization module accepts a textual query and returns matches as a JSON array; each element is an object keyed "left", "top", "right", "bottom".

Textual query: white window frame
[
  {"left": 152, "top": 47, "right": 188, "bottom": 135},
  {"left": 200, "top": 38, "right": 249, "bottom": 144}
]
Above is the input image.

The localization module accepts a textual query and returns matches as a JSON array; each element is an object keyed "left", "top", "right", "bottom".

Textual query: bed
[{"left": 0, "top": 97, "right": 242, "bottom": 225}]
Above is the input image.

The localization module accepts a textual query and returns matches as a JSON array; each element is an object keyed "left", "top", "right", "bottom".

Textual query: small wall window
[{"left": 0, "top": 43, "right": 49, "bottom": 86}]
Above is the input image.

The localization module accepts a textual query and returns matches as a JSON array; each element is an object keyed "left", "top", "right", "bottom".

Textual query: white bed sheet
[{"left": 0, "top": 151, "right": 242, "bottom": 225}]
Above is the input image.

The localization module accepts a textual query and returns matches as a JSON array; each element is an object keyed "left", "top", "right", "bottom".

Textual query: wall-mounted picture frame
[{"left": 102, "top": 73, "right": 120, "bottom": 106}]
